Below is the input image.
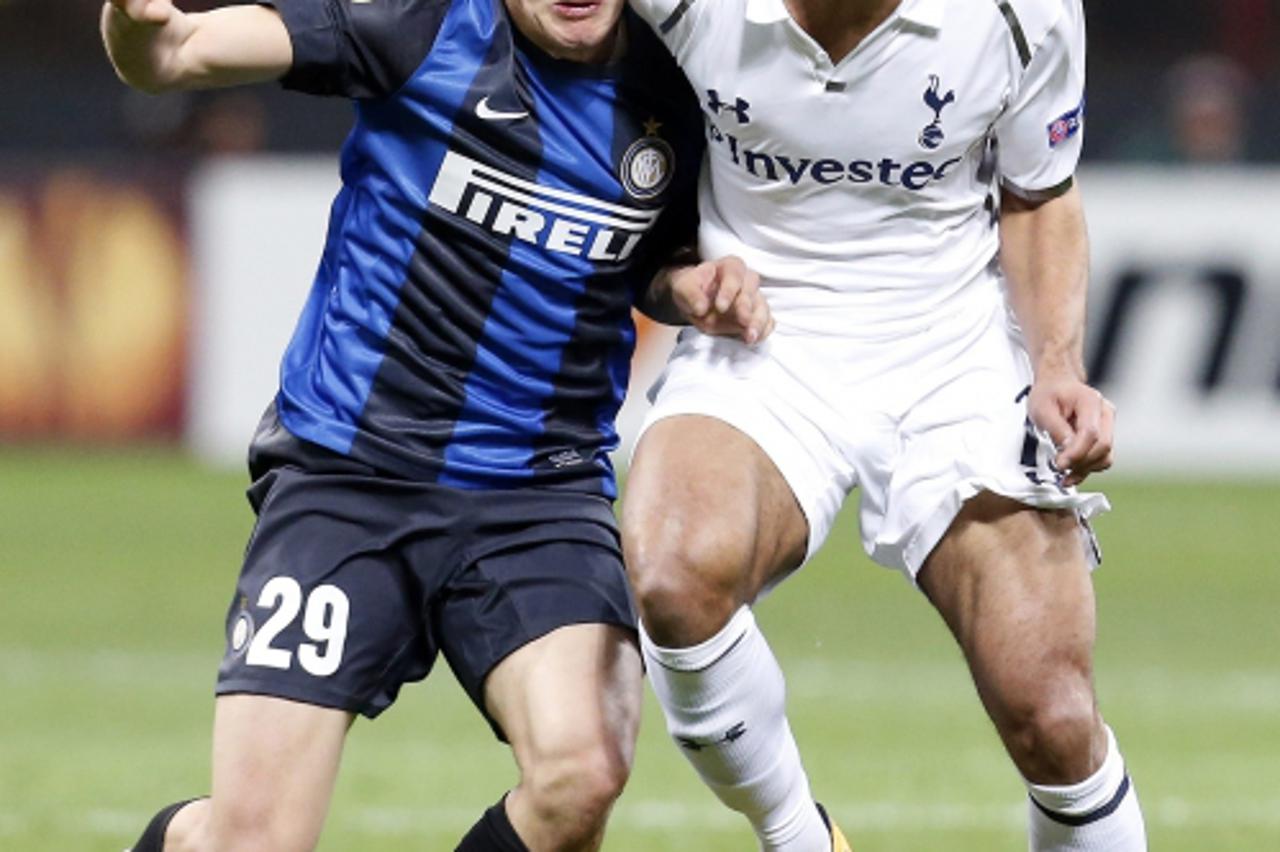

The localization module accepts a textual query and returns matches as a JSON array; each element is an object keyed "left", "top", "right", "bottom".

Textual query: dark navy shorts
[{"left": 215, "top": 466, "right": 636, "bottom": 738}]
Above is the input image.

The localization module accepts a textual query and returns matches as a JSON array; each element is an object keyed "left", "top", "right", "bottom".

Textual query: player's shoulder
[
  {"left": 995, "top": 0, "right": 1082, "bottom": 50},
  {"left": 629, "top": 0, "right": 741, "bottom": 48},
  {"left": 627, "top": 0, "right": 692, "bottom": 28}
]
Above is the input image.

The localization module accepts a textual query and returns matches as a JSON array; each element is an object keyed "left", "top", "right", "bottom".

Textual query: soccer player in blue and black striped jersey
[{"left": 102, "top": 0, "right": 773, "bottom": 849}]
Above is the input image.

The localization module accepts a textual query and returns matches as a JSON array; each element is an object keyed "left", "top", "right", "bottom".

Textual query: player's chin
[{"left": 549, "top": 30, "right": 616, "bottom": 61}]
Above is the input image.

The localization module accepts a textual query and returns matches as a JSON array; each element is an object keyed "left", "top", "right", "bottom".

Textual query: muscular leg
[
  {"left": 622, "top": 415, "right": 831, "bottom": 852},
  {"left": 919, "top": 491, "right": 1146, "bottom": 850},
  {"left": 624, "top": 415, "right": 808, "bottom": 646},
  {"left": 155, "top": 695, "right": 353, "bottom": 851},
  {"left": 481, "top": 623, "right": 642, "bottom": 851}
]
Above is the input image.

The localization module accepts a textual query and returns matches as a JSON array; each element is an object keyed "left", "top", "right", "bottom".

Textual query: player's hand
[
  {"left": 106, "top": 0, "right": 175, "bottom": 26},
  {"left": 668, "top": 255, "right": 774, "bottom": 345},
  {"left": 1027, "top": 375, "right": 1116, "bottom": 487}
]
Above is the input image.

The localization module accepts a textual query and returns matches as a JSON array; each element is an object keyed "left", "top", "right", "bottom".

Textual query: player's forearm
[
  {"left": 637, "top": 267, "right": 690, "bottom": 325},
  {"left": 638, "top": 246, "right": 702, "bottom": 325},
  {"left": 999, "top": 185, "right": 1090, "bottom": 381},
  {"left": 101, "top": 3, "right": 291, "bottom": 94}
]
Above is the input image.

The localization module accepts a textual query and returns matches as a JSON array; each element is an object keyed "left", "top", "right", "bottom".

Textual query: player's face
[{"left": 504, "top": 0, "right": 626, "bottom": 64}]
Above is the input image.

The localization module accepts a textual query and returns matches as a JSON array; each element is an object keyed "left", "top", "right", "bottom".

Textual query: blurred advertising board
[
  {"left": 0, "top": 162, "right": 188, "bottom": 441},
  {"left": 1083, "top": 169, "right": 1280, "bottom": 474},
  {"left": 5, "top": 159, "right": 1278, "bottom": 476},
  {"left": 186, "top": 161, "right": 1280, "bottom": 475},
  {"left": 184, "top": 157, "right": 337, "bottom": 469}
]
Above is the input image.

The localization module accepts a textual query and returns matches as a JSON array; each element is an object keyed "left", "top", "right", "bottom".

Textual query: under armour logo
[
  {"left": 676, "top": 721, "right": 749, "bottom": 751},
  {"left": 706, "top": 89, "right": 751, "bottom": 125},
  {"left": 919, "top": 75, "right": 956, "bottom": 150}
]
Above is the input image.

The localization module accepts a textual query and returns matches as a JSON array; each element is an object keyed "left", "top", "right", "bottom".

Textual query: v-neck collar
[{"left": 747, "top": 0, "right": 945, "bottom": 76}]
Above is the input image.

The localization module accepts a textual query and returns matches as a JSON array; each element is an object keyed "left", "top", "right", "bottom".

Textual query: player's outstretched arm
[
  {"left": 1000, "top": 184, "right": 1115, "bottom": 486},
  {"left": 101, "top": 0, "right": 291, "bottom": 94},
  {"left": 641, "top": 255, "right": 775, "bottom": 346}
]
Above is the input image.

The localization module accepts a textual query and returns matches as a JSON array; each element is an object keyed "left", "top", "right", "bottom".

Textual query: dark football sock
[
  {"left": 455, "top": 794, "right": 530, "bottom": 852},
  {"left": 129, "top": 798, "right": 205, "bottom": 852}
]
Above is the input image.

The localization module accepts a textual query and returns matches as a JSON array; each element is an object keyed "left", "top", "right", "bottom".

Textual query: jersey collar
[{"left": 746, "top": 0, "right": 945, "bottom": 31}]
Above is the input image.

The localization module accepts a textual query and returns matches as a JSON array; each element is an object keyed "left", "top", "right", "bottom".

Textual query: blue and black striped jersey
[{"left": 251, "top": 0, "right": 703, "bottom": 498}]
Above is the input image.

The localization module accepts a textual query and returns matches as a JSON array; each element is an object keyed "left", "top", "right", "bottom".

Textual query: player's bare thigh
[
  {"left": 167, "top": 695, "right": 354, "bottom": 851},
  {"left": 483, "top": 623, "right": 642, "bottom": 850},
  {"left": 622, "top": 414, "right": 809, "bottom": 646},
  {"left": 918, "top": 491, "right": 1106, "bottom": 781}
]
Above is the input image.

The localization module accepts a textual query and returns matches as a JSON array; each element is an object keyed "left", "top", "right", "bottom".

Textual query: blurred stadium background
[{"left": 2, "top": 1, "right": 1278, "bottom": 849}]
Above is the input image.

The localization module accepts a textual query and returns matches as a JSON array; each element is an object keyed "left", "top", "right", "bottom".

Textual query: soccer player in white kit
[{"left": 623, "top": 1, "right": 1148, "bottom": 850}]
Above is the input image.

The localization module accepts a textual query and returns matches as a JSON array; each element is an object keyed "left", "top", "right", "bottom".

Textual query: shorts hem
[
  {"left": 637, "top": 396, "right": 836, "bottom": 566},
  {"left": 481, "top": 613, "right": 639, "bottom": 686},
  {"left": 470, "top": 614, "right": 639, "bottom": 743},
  {"left": 891, "top": 480, "right": 1112, "bottom": 585},
  {"left": 214, "top": 678, "right": 386, "bottom": 719}
]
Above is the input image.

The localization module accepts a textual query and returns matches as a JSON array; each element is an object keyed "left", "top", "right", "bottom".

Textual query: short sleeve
[
  {"left": 260, "top": 0, "right": 452, "bottom": 99},
  {"left": 993, "top": 0, "right": 1086, "bottom": 200}
]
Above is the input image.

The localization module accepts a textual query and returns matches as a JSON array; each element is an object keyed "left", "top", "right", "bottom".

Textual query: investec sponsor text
[{"left": 707, "top": 125, "right": 963, "bottom": 191}]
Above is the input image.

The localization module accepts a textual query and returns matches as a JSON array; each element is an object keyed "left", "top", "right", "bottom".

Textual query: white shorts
[{"left": 636, "top": 297, "right": 1109, "bottom": 582}]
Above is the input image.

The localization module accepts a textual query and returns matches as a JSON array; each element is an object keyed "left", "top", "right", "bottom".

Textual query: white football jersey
[{"left": 630, "top": 0, "right": 1087, "bottom": 338}]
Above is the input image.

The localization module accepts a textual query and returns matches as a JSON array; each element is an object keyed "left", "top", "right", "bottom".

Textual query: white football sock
[
  {"left": 641, "top": 607, "right": 829, "bottom": 852},
  {"left": 1027, "top": 725, "right": 1148, "bottom": 851}
]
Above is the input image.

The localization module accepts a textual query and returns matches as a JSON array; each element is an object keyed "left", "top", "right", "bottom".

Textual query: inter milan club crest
[
  {"left": 919, "top": 75, "right": 956, "bottom": 150},
  {"left": 229, "top": 610, "right": 255, "bottom": 656},
  {"left": 620, "top": 117, "right": 675, "bottom": 201}
]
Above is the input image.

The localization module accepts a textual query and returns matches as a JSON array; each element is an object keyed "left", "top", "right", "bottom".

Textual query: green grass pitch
[{"left": 2, "top": 448, "right": 1277, "bottom": 850}]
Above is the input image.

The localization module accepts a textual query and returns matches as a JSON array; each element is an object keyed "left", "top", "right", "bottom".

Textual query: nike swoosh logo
[{"left": 475, "top": 96, "right": 529, "bottom": 122}]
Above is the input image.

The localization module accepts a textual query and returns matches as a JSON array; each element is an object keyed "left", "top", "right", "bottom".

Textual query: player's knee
[
  {"left": 625, "top": 523, "right": 747, "bottom": 645},
  {"left": 522, "top": 745, "right": 630, "bottom": 842},
  {"left": 1004, "top": 682, "right": 1101, "bottom": 783},
  {"left": 630, "top": 558, "right": 742, "bottom": 647},
  {"left": 209, "top": 797, "right": 315, "bottom": 852}
]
